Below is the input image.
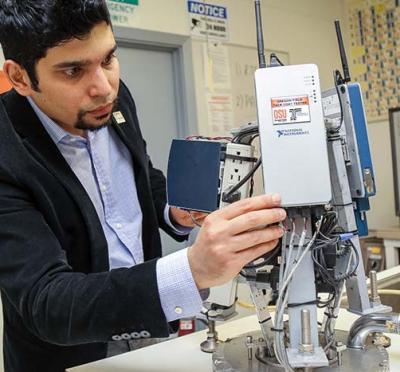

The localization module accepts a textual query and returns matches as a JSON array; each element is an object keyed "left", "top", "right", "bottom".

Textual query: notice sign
[
  {"left": 188, "top": 1, "right": 229, "bottom": 41},
  {"left": 271, "top": 95, "right": 311, "bottom": 125}
]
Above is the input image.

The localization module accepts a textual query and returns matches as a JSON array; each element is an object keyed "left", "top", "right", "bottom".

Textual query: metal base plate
[{"left": 212, "top": 331, "right": 389, "bottom": 371}]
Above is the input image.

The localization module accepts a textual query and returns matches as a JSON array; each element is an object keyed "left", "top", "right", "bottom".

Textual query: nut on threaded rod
[
  {"left": 246, "top": 335, "right": 253, "bottom": 360},
  {"left": 369, "top": 270, "right": 381, "bottom": 304},
  {"left": 299, "top": 309, "right": 314, "bottom": 353}
]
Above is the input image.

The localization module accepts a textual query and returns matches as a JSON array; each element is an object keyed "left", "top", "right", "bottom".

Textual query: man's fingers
[
  {"left": 230, "top": 225, "right": 284, "bottom": 252},
  {"left": 228, "top": 208, "right": 286, "bottom": 235},
  {"left": 214, "top": 194, "right": 282, "bottom": 221}
]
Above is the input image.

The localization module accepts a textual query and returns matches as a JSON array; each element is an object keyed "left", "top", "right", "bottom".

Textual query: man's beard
[{"left": 74, "top": 98, "right": 118, "bottom": 132}]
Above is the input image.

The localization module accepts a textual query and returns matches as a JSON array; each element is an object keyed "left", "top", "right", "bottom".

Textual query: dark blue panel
[{"left": 167, "top": 139, "right": 221, "bottom": 212}]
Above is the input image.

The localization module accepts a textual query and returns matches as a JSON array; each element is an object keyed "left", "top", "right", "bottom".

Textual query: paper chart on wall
[
  {"left": 347, "top": 0, "right": 400, "bottom": 121},
  {"left": 207, "top": 93, "right": 234, "bottom": 135},
  {"left": 203, "top": 42, "right": 231, "bottom": 91}
]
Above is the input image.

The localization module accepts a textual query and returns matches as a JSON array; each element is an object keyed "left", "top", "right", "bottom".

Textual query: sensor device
[{"left": 255, "top": 64, "right": 332, "bottom": 207}]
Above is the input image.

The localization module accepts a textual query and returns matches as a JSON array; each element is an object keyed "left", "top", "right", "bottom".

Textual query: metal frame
[
  {"left": 389, "top": 107, "right": 400, "bottom": 216},
  {"left": 113, "top": 26, "right": 199, "bottom": 138}
]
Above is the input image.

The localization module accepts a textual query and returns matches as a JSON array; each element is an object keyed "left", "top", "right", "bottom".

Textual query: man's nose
[{"left": 88, "top": 67, "right": 113, "bottom": 98}]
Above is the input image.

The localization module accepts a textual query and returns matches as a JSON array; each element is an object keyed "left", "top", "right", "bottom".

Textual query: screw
[{"left": 246, "top": 335, "right": 253, "bottom": 360}]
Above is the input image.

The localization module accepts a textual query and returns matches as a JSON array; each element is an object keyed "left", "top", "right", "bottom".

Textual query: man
[{"left": 0, "top": 1, "right": 286, "bottom": 371}]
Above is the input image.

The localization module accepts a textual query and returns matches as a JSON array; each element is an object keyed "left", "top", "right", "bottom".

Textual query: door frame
[{"left": 114, "top": 26, "right": 198, "bottom": 138}]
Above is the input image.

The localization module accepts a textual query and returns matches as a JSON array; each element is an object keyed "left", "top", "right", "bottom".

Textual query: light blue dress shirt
[{"left": 27, "top": 97, "right": 203, "bottom": 322}]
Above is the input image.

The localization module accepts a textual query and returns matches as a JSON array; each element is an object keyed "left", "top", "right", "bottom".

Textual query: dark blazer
[{"left": 0, "top": 81, "right": 186, "bottom": 371}]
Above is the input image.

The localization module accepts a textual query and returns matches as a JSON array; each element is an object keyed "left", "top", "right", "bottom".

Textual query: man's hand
[
  {"left": 187, "top": 194, "right": 286, "bottom": 289},
  {"left": 169, "top": 207, "right": 208, "bottom": 227}
]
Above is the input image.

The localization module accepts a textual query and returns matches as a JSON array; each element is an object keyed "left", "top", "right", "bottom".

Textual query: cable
[
  {"left": 270, "top": 53, "right": 284, "bottom": 66},
  {"left": 329, "top": 70, "right": 344, "bottom": 134},
  {"left": 232, "top": 127, "right": 259, "bottom": 144},
  {"left": 243, "top": 244, "right": 281, "bottom": 269},
  {"left": 223, "top": 158, "right": 262, "bottom": 200},
  {"left": 273, "top": 216, "right": 323, "bottom": 371}
]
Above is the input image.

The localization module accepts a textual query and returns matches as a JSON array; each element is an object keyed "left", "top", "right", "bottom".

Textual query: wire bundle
[
  {"left": 310, "top": 211, "right": 359, "bottom": 358},
  {"left": 273, "top": 216, "right": 322, "bottom": 372}
]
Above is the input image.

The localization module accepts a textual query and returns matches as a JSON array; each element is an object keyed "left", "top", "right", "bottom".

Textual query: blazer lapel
[
  {"left": 2, "top": 91, "right": 109, "bottom": 271},
  {"left": 111, "top": 111, "right": 148, "bottom": 174}
]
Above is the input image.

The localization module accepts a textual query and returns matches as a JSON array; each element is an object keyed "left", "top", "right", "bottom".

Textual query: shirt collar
[{"left": 27, "top": 96, "right": 82, "bottom": 144}]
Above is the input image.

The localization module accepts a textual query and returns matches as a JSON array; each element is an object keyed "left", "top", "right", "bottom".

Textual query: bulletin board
[{"left": 347, "top": 0, "right": 400, "bottom": 122}]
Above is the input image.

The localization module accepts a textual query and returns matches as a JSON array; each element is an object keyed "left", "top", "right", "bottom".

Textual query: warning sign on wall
[
  {"left": 106, "top": 0, "right": 139, "bottom": 26},
  {"left": 188, "top": 1, "right": 229, "bottom": 41},
  {"left": 271, "top": 95, "right": 311, "bottom": 125}
]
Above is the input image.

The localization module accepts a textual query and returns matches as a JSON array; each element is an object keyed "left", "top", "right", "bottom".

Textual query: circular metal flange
[{"left": 212, "top": 331, "right": 389, "bottom": 372}]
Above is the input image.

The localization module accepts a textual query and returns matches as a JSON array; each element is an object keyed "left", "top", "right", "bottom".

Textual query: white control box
[{"left": 255, "top": 64, "right": 331, "bottom": 207}]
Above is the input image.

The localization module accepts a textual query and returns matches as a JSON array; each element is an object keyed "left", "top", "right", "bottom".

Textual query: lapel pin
[{"left": 113, "top": 111, "right": 126, "bottom": 124}]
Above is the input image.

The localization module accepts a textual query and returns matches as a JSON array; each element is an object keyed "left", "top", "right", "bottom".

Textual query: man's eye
[
  {"left": 63, "top": 67, "right": 82, "bottom": 78},
  {"left": 103, "top": 54, "right": 116, "bottom": 66}
]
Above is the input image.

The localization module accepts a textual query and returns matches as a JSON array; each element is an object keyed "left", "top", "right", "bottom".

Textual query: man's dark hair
[{"left": 0, "top": 0, "right": 111, "bottom": 91}]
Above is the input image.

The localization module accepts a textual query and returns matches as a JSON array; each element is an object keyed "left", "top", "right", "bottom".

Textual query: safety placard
[
  {"left": 188, "top": 1, "right": 229, "bottom": 41},
  {"left": 271, "top": 95, "right": 311, "bottom": 125},
  {"left": 106, "top": 0, "right": 139, "bottom": 26}
]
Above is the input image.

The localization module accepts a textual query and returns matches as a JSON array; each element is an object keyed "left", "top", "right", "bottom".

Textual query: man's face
[{"left": 29, "top": 22, "right": 120, "bottom": 136}]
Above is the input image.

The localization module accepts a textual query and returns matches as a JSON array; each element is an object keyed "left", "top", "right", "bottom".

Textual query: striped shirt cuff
[{"left": 156, "top": 248, "right": 203, "bottom": 322}]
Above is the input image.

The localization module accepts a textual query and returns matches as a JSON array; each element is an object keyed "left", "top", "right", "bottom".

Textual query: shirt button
[
  {"left": 174, "top": 306, "right": 183, "bottom": 315},
  {"left": 100, "top": 184, "right": 107, "bottom": 192},
  {"left": 115, "top": 223, "right": 122, "bottom": 229}
]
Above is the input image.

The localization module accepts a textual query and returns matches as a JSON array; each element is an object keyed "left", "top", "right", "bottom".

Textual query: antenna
[
  {"left": 255, "top": 0, "right": 266, "bottom": 68},
  {"left": 334, "top": 20, "right": 351, "bottom": 83}
]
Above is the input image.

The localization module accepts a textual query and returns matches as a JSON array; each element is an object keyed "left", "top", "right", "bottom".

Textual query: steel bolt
[{"left": 369, "top": 270, "right": 381, "bottom": 304}]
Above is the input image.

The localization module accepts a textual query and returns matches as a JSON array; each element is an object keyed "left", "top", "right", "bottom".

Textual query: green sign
[{"left": 113, "top": 0, "right": 139, "bottom": 5}]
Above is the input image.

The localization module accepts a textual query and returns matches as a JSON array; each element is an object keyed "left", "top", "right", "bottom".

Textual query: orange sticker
[{"left": 271, "top": 95, "right": 309, "bottom": 108}]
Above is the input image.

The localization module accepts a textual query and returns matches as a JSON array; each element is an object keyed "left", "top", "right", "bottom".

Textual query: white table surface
[{"left": 68, "top": 309, "right": 400, "bottom": 372}]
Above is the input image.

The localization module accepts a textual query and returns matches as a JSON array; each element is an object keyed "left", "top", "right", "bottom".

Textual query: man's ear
[{"left": 2, "top": 60, "right": 35, "bottom": 96}]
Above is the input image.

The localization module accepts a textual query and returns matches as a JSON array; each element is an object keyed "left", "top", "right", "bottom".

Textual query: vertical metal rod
[
  {"left": 369, "top": 270, "right": 381, "bottom": 303},
  {"left": 301, "top": 309, "right": 312, "bottom": 346},
  {"left": 209, "top": 320, "right": 216, "bottom": 334},
  {"left": 247, "top": 335, "right": 253, "bottom": 360}
]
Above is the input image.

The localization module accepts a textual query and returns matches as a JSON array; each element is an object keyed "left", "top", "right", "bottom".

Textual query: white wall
[{"left": 367, "top": 121, "right": 398, "bottom": 228}]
